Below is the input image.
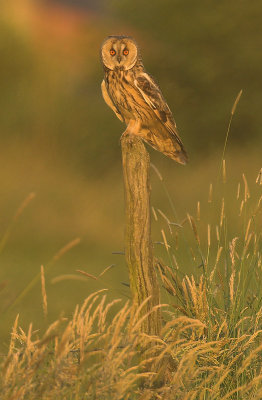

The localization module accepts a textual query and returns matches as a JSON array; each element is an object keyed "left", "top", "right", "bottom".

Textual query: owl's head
[{"left": 101, "top": 36, "right": 139, "bottom": 71}]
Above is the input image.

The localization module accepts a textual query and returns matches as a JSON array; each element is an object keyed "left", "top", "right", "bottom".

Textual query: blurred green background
[{"left": 0, "top": 0, "right": 261, "bottom": 350}]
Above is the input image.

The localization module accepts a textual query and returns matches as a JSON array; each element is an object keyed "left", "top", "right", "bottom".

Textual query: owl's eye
[
  {"left": 123, "top": 49, "right": 129, "bottom": 56},
  {"left": 110, "top": 49, "right": 116, "bottom": 56}
]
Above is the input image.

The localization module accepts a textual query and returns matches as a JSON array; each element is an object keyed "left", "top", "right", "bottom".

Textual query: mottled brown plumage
[{"left": 101, "top": 35, "right": 188, "bottom": 164}]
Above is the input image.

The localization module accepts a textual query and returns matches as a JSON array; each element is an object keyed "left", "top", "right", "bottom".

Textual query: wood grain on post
[{"left": 121, "top": 134, "right": 161, "bottom": 336}]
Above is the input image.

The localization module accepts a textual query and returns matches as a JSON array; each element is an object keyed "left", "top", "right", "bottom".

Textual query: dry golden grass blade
[
  {"left": 8, "top": 314, "right": 19, "bottom": 357},
  {"left": 162, "top": 316, "right": 206, "bottom": 338},
  {"left": 169, "top": 221, "right": 183, "bottom": 228},
  {"left": 244, "top": 219, "right": 252, "bottom": 243},
  {"left": 208, "top": 183, "right": 213, "bottom": 203},
  {"left": 210, "top": 246, "right": 223, "bottom": 282},
  {"left": 41, "top": 265, "right": 48, "bottom": 318},
  {"left": 52, "top": 238, "right": 81, "bottom": 262},
  {"left": 37, "top": 331, "right": 59, "bottom": 348},
  {"left": 237, "top": 342, "right": 262, "bottom": 375},
  {"left": 150, "top": 163, "right": 163, "bottom": 181},
  {"left": 229, "top": 237, "right": 238, "bottom": 267},
  {"left": 239, "top": 199, "right": 244, "bottom": 216},
  {"left": 216, "top": 318, "right": 228, "bottom": 340},
  {"left": 46, "top": 317, "right": 68, "bottom": 344},
  {"left": 161, "top": 229, "right": 170, "bottom": 251},
  {"left": 107, "top": 303, "right": 131, "bottom": 357},
  {"left": 18, "top": 326, "right": 28, "bottom": 342},
  {"left": 78, "top": 297, "right": 103, "bottom": 333},
  {"left": 76, "top": 269, "right": 98, "bottom": 280},
  {"left": 254, "top": 307, "right": 262, "bottom": 332},
  {"left": 52, "top": 274, "right": 88, "bottom": 284},
  {"left": 158, "top": 209, "right": 173, "bottom": 233},
  {"left": 99, "top": 264, "right": 115, "bottom": 277},
  {"left": 216, "top": 225, "right": 220, "bottom": 241},
  {"left": 109, "top": 299, "right": 130, "bottom": 336},
  {"left": 13, "top": 192, "right": 36, "bottom": 221},
  {"left": 222, "top": 159, "right": 226, "bottom": 184},
  {"left": 254, "top": 195, "right": 262, "bottom": 216},
  {"left": 77, "top": 289, "right": 108, "bottom": 322},
  {"left": 181, "top": 279, "right": 193, "bottom": 313},
  {"left": 231, "top": 89, "right": 243, "bottom": 115},
  {"left": 229, "top": 270, "right": 236, "bottom": 304},
  {"left": 197, "top": 201, "right": 200, "bottom": 221},
  {"left": 26, "top": 323, "right": 33, "bottom": 352},
  {"left": 160, "top": 273, "right": 176, "bottom": 296},
  {"left": 220, "top": 198, "right": 225, "bottom": 227},
  {"left": 162, "top": 264, "right": 177, "bottom": 284},
  {"left": 242, "top": 330, "right": 262, "bottom": 351},
  {"left": 0, "top": 193, "right": 36, "bottom": 253},
  {"left": 152, "top": 206, "right": 158, "bottom": 221},
  {"left": 172, "top": 254, "right": 179, "bottom": 269},
  {"left": 178, "top": 216, "right": 188, "bottom": 228},
  {"left": 237, "top": 182, "right": 241, "bottom": 199},
  {"left": 242, "top": 173, "right": 250, "bottom": 202},
  {"left": 243, "top": 233, "right": 252, "bottom": 258},
  {"left": 185, "top": 276, "right": 198, "bottom": 314},
  {"left": 256, "top": 168, "right": 262, "bottom": 185},
  {"left": 140, "top": 333, "right": 166, "bottom": 347},
  {"left": 226, "top": 346, "right": 245, "bottom": 369},
  {"left": 3, "top": 238, "right": 83, "bottom": 314},
  {"left": 158, "top": 208, "right": 170, "bottom": 224},
  {"left": 134, "top": 306, "right": 165, "bottom": 339},
  {"left": 183, "top": 275, "right": 208, "bottom": 323},
  {"left": 212, "top": 367, "right": 231, "bottom": 394},
  {"left": 98, "top": 298, "right": 123, "bottom": 333},
  {"left": 190, "top": 247, "right": 196, "bottom": 262},
  {"left": 55, "top": 322, "right": 73, "bottom": 360},
  {"left": 207, "top": 224, "right": 211, "bottom": 249},
  {"left": 89, "top": 295, "right": 108, "bottom": 329},
  {"left": 187, "top": 214, "right": 200, "bottom": 245}
]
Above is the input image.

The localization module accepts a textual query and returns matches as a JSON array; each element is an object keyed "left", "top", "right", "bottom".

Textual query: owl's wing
[
  {"left": 101, "top": 80, "right": 124, "bottom": 122},
  {"left": 134, "top": 73, "right": 186, "bottom": 150}
]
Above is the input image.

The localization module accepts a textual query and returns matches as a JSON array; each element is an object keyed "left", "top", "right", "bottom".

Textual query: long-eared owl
[{"left": 101, "top": 35, "right": 188, "bottom": 164}]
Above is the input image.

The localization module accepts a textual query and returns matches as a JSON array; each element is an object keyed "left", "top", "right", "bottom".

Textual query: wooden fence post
[{"left": 121, "top": 134, "right": 161, "bottom": 336}]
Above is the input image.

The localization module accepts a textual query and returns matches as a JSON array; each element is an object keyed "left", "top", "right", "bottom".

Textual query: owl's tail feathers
[
  {"left": 165, "top": 126, "right": 189, "bottom": 164},
  {"left": 145, "top": 131, "right": 189, "bottom": 164},
  {"left": 168, "top": 143, "right": 188, "bottom": 165}
]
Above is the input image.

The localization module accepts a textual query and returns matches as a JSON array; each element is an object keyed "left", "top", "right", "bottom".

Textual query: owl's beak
[{"left": 117, "top": 55, "right": 121, "bottom": 64}]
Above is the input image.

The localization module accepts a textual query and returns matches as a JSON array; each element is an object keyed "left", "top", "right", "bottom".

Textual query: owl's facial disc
[{"left": 102, "top": 37, "right": 138, "bottom": 71}]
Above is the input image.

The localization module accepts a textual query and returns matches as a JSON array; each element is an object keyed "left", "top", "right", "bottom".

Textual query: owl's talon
[{"left": 120, "top": 120, "right": 138, "bottom": 142}]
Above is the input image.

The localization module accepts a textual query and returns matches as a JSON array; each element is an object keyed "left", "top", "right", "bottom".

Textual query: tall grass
[{"left": 0, "top": 162, "right": 261, "bottom": 399}]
